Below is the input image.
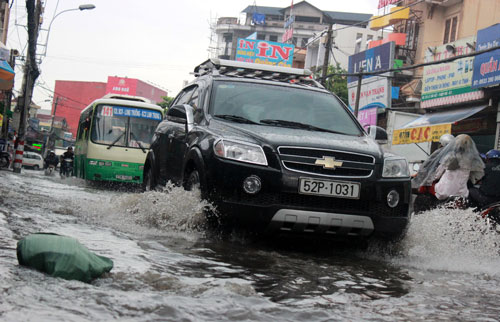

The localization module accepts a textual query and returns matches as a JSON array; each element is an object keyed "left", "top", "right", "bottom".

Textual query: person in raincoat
[
  {"left": 412, "top": 133, "right": 455, "bottom": 190},
  {"left": 433, "top": 134, "right": 484, "bottom": 200},
  {"left": 468, "top": 149, "right": 500, "bottom": 207}
]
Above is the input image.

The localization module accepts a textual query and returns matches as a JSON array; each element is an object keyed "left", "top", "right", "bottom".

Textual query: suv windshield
[
  {"left": 91, "top": 104, "right": 162, "bottom": 149},
  {"left": 210, "top": 81, "right": 362, "bottom": 136}
]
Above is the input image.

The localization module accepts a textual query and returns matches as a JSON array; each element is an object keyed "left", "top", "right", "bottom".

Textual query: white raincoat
[{"left": 433, "top": 134, "right": 484, "bottom": 200}]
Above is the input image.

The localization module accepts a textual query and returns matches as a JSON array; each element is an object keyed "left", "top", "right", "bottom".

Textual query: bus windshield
[{"left": 91, "top": 104, "right": 162, "bottom": 149}]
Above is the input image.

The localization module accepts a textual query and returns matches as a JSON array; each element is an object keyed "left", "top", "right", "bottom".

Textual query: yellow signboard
[{"left": 392, "top": 123, "right": 452, "bottom": 145}]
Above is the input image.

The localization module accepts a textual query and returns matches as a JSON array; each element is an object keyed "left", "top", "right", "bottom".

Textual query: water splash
[{"left": 387, "top": 206, "right": 500, "bottom": 275}]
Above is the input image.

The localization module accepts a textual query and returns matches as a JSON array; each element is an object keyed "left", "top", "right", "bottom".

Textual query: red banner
[{"left": 378, "top": 0, "right": 399, "bottom": 9}]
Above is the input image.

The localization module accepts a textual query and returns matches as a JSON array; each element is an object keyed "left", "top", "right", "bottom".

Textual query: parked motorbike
[
  {"left": 60, "top": 158, "right": 73, "bottom": 179},
  {"left": 44, "top": 164, "right": 56, "bottom": 176},
  {"left": 0, "top": 151, "right": 11, "bottom": 169}
]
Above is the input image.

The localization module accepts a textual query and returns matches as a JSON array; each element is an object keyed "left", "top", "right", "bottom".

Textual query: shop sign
[
  {"left": 357, "top": 107, "right": 378, "bottom": 128},
  {"left": 236, "top": 38, "right": 294, "bottom": 67},
  {"left": 348, "top": 77, "right": 390, "bottom": 112},
  {"left": 472, "top": 24, "right": 500, "bottom": 89},
  {"left": 347, "top": 42, "right": 394, "bottom": 84},
  {"left": 421, "top": 36, "right": 482, "bottom": 108},
  {"left": 347, "top": 43, "right": 394, "bottom": 115},
  {"left": 392, "top": 123, "right": 452, "bottom": 145}
]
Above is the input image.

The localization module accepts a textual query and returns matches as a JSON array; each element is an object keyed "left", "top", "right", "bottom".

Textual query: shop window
[
  {"left": 269, "top": 35, "right": 278, "bottom": 42},
  {"left": 443, "top": 16, "right": 458, "bottom": 44},
  {"left": 257, "top": 34, "right": 266, "bottom": 40}
]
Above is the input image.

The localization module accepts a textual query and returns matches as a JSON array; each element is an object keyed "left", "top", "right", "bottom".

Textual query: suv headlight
[
  {"left": 214, "top": 139, "right": 267, "bottom": 166},
  {"left": 382, "top": 157, "right": 409, "bottom": 178}
]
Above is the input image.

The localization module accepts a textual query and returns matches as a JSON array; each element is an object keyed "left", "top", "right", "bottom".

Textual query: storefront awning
[
  {"left": 0, "top": 60, "right": 14, "bottom": 90},
  {"left": 392, "top": 105, "right": 488, "bottom": 145}
]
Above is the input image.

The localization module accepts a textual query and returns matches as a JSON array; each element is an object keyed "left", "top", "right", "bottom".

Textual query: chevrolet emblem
[{"left": 315, "top": 156, "right": 343, "bottom": 169}]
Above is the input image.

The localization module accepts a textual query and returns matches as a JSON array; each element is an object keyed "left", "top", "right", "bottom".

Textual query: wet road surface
[{"left": 1, "top": 169, "right": 500, "bottom": 321}]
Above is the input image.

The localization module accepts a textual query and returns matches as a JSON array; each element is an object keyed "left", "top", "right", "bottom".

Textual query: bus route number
[{"left": 102, "top": 106, "right": 114, "bottom": 117}]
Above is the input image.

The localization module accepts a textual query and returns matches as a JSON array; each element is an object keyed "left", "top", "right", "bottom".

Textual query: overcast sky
[{"left": 7, "top": 0, "right": 378, "bottom": 110}]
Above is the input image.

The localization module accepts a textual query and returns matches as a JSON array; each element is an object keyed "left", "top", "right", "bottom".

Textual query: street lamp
[{"left": 40, "top": 4, "right": 96, "bottom": 57}]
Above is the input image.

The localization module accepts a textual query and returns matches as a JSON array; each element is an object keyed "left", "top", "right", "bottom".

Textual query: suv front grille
[{"left": 278, "top": 146, "right": 375, "bottom": 178}]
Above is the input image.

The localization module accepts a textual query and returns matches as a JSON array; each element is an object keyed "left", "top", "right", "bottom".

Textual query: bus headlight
[{"left": 89, "top": 160, "right": 97, "bottom": 165}]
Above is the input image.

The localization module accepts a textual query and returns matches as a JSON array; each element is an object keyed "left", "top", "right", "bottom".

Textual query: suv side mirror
[
  {"left": 367, "top": 125, "right": 388, "bottom": 144},
  {"left": 166, "top": 104, "right": 194, "bottom": 132}
]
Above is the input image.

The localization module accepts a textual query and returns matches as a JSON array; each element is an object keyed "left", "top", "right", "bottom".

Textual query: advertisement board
[
  {"left": 106, "top": 77, "right": 138, "bottom": 96},
  {"left": 347, "top": 42, "right": 393, "bottom": 126},
  {"left": 472, "top": 24, "right": 500, "bottom": 89},
  {"left": 236, "top": 38, "right": 294, "bottom": 67},
  {"left": 392, "top": 123, "right": 452, "bottom": 145},
  {"left": 421, "top": 36, "right": 483, "bottom": 108}
]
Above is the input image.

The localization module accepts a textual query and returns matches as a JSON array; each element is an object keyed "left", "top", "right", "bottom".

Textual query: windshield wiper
[
  {"left": 259, "top": 119, "right": 346, "bottom": 135},
  {"left": 130, "top": 132, "right": 146, "bottom": 153},
  {"left": 107, "top": 132, "right": 125, "bottom": 150},
  {"left": 214, "top": 114, "right": 260, "bottom": 124}
]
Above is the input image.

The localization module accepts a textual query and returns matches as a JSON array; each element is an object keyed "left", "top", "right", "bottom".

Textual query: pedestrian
[{"left": 433, "top": 134, "right": 484, "bottom": 200}]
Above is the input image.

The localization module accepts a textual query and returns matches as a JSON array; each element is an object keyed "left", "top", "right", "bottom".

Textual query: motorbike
[
  {"left": 479, "top": 201, "right": 500, "bottom": 227},
  {"left": 60, "top": 158, "right": 73, "bottom": 179},
  {"left": 0, "top": 151, "right": 11, "bottom": 169},
  {"left": 44, "top": 164, "right": 56, "bottom": 176}
]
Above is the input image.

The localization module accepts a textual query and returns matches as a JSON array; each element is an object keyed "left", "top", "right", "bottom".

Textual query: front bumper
[{"left": 207, "top": 157, "right": 411, "bottom": 238}]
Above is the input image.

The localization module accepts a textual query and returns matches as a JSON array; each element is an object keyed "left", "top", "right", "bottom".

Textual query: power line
[{"left": 320, "top": 45, "right": 500, "bottom": 80}]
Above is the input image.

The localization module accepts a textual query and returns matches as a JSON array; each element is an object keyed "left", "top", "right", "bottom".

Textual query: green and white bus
[{"left": 74, "top": 95, "right": 164, "bottom": 184}]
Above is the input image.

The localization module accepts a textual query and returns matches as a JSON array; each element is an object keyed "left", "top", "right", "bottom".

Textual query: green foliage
[
  {"left": 158, "top": 96, "right": 174, "bottom": 109},
  {"left": 318, "top": 63, "right": 349, "bottom": 106}
]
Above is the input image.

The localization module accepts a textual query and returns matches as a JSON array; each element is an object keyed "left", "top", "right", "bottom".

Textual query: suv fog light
[
  {"left": 243, "top": 175, "right": 261, "bottom": 194},
  {"left": 387, "top": 190, "right": 400, "bottom": 208}
]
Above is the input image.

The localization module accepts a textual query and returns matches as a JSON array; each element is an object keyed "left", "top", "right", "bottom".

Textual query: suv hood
[{"left": 208, "top": 120, "right": 384, "bottom": 160}]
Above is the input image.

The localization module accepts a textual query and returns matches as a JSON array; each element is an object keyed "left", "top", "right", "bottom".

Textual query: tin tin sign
[{"left": 236, "top": 38, "right": 295, "bottom": 67}]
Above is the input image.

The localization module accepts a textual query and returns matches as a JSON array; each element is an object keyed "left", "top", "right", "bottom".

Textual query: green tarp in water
[{"left": 17, "top": 233, "right": 113, "bottom": 283}]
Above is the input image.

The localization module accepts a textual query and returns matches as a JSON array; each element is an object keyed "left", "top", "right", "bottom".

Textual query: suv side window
[
  {"left": 188, "top": 87, "right": 200, "bottom": 110},
  {"left": 172, "top": 86, "right": 197, "bottom": 107}
]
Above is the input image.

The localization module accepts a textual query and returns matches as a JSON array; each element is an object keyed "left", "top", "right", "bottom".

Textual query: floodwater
[{"left": 1, "top": 169, "right": 500, "bottom": 321}]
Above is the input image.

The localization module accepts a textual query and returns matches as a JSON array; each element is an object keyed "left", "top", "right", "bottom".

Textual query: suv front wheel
[{"left": 142, "top": 167, "right": 155, "bottom": 192}]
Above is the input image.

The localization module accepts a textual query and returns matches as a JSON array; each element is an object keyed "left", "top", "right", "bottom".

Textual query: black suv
[{"left": 144, "top": 59, "right": 411, "bottom": 239}]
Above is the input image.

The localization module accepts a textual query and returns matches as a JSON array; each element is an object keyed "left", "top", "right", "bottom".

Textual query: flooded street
[{"left": 1, "top": 169, "right": 500, "bottom": 321}]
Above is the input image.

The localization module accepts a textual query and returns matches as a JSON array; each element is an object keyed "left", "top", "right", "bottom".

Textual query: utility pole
[
  {"left": 43, "top": 96, "right": 60, "bottom": 157},
  {"left": 13, "top": 0, "right": 42, "bottom": 173},
  {"left": 354, "top": 68, "right": 363, "bottom": 118},
  {"left": 321, "top": 23, "right": 333, "bottom": 86}
]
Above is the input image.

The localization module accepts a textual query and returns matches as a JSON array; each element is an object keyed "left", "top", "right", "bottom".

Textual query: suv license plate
[{"left": 299, "top": 178, "right": 360, "bottom": 199}]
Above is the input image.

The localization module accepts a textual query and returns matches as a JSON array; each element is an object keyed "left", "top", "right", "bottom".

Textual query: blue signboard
[
  {"left": 472, "top": 24, "right": 500, "bottom": 89},
  {"left": 236, "top": 38, "right": 295, "bottom": 67},
  {"left": 101, "top": 105, "right": 162, "bottom": 121},
  {"left": 347, "top": 42, "right": 394, "bottom": 84}
]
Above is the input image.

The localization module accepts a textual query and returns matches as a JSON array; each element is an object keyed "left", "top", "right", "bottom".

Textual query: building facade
[
  {"left": 382, "top": 0, "right": 500, "bottom": 154},
  {"left": 51, "top": 77, "right": 168, "bottom": 138},
  {"left": 212, "top": 1, "right": 377, "bottom": 70}
]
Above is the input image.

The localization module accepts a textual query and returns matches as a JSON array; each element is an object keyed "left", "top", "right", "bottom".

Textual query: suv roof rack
[{"left": 194, "top": 59, "right": 322, "bottom": 88}]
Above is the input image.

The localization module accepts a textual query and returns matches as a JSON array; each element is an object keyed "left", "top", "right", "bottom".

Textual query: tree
[
  {"left": 158, "top": 96, "right": 174, "bottom": 109},
  {"left": 319, "top": 63, "right": 348, "bottom": 106}
]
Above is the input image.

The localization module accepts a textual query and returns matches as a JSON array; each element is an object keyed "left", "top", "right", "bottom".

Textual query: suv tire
[{"left": 142, "top": 167, "right": 155, "bottom": 192}]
